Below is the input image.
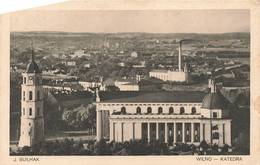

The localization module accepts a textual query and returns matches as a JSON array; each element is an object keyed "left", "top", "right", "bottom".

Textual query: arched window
[
  {"left": 23, "top": 108, "right": 25, "bottom": 115},
  {"left": 191, "top": 107, "right": 196, "bottom": 114},
  {"left": 24, "top": 77, "right": 26, "bottom": 84},
  {"left": 121, "top": 107, "right": 126, "bottom": 114},
  {"left": 158, "top": 107, "right": 163, "bottom": 114},
  {"left": 29, "top": 108, "right": 32, "bottom": 116},
  {"left": 29, "top": 91, "right": 33, "bottom": 100},
  {"left": 37, "top": 108, "right": 40, "bottom": 116},
  {"left": 147, "top": 107, "right": 152, "bottom": 114},
  {"left": 136, "top": 107, "right": 141, "bottom": 114},
  {"left": 180, "top": 107, "right": 185, "bottom": 114},
  {"left": 169, "top": 107, "right": 174, "bottom": 114},
  {"left": 37, "top": 91, "right": 40, "bottom": 100}
]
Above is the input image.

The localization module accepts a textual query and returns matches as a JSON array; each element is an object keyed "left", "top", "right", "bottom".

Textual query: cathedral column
[
  {"left": 200, "top": 122, "right": 204, "bottom": 141},
  {"left": 121, "top": 122, "right": 124, "bottom": 142},
  {"left": 182, "top": 122, "right": 185, "bottom": 143},
  {"left": 219, "top": 123, "right": 224, "bottom": 146},
  {"left": 210, "top": 122, "right": 212, "bottom": 146},
  {"left": 156, "top": 122, "right": 159, "bottom": 140},
  {"left": 173, "top": 123, "right": 176, "bottom": 143},
  {"left": 165, "top": 122, "right": 168, "bottom": 143},
  {"left": 109, "top": 121, "right": 114, "bottom": 141},
  {"left": 147, "top": 122, "right": 150, "bottom": 142},
  {"left": 97, "top": 110, "right": 103, "bottom": 141},
  {"left": 191, "top": 122, "right": 194, "bottom": 143}
]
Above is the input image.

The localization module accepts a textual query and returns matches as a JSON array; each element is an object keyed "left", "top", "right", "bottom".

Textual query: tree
[
  {"left": 118, "top": 68, "right": 126, "bottom": 77},
  {"left": 62, "top": 104, "right": 96, "bottom": 130},
  {"left": 94, "top": 139, "right": 107, "bottom": 155},
  {"left": 62, "top": 110, "right": 77, "bottom": 129},
  {"left": 200, "top": 140, "right": 209, "bottom": 150},
  {"left": 21, "top": 146, "right": 31, "bottom": 155}
]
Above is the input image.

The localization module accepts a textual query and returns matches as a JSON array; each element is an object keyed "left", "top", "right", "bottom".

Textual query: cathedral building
[
  {"left": 149, "top": 41, "right": 190, "bottom": 82},
  {"left": 94, "top": 80, "right": 231, "bottom": 146},
  {"left": 19, "top": 48, "right": 45, "bottom": 147}
]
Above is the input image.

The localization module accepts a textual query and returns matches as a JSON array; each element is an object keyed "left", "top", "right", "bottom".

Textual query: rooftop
[
  {"left": 26, "top": 61, "right": 41, "bottom": 73},
  {"left": 150, "top": 69, "right": 169, "bottom": 73},
  {"left": 51, "top": 91, "right": 93, "bottom": 101},
  {"left": 99, "top": 91, "right": 207, "bottom": 103}
]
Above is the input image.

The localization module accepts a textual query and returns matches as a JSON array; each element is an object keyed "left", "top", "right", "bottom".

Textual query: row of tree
[{"left": 12, "top": 139, "right": 222, "bottom": 156}]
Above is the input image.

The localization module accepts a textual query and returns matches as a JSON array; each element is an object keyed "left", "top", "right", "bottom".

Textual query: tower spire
[
  {"left": 31, "top": 42, "right": 34, "bottom": 62},
  {"left": 179, "top": 41, "right": 182, "bottom": 72}
]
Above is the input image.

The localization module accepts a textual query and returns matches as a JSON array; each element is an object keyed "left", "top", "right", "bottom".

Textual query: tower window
[
  {"left": 37, "top": 108, "right": 40, "bottom": 115},
  {"left": 29, "top": 91, "right": 33, "bottom": 100},
  {"left": 147, "top": 107, "right": 152, "bottom": 114},
  {"left": 191, "top": 107, "right": 196, "bottom": 114},
  {"left": 23, "top": 91, "right": 25, "bottom": 101},
  {"left": 158, "top": 107, "right": 163, "bottom": 114},
  {"left": 23, "top": 108, "right": 25, "bottom": 115},
  {"left": 29, "top": 123, "right": 31, "bottom": 126},
  {"left": 213, "top": 112, "right": 217, "bottom": 118},
  {"left": 37, "top": 91, "right": 40, "bottom": 100},
  {"left": 180, "top": 107, "right": 185, "bottom": 114},
  {"left": 29, "top": 108, "right": 32, "bottom": 116},
  {"left": 136, "top": 107, "right": 141, "bottom": 114},
  {"left": 169, "top": 107, "right": 174, "bottom": 114},
  {"left": 24, "top": 77, "right": 26, "bottom": 84},
  {"left": 121, "top": 107, "right": 126, "bottom": 114}
]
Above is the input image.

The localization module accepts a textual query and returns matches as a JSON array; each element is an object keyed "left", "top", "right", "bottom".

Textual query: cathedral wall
[{"left": 97, "top": 104, "right": 202, "bottom": 115}]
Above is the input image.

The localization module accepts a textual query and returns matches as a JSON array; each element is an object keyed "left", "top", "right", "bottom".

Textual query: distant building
[
  {"left": 114, "top": 79, "right": 139, "bottom": 91},
  {"left": 133, "top": 61, "right": 145, "bottom": 68},
  {"left": 118, "top": 62, "right": 125, "bottom": 67},
  {"left": 131, "top": 51, "right": 138, "bottom": 58},
  {"left": 149, "top": 42, "right": 189, "bottom": 82},
  {"left": 67, "top": 61, "right": 76, "bottom": 66},
  {"left": 79, "top": 77, "right": 103, "bottom": 91},
  {"left": 84, "top": 63, "right": 91, "bottom": 68},
  {"left": 52, "top": 54, "right": 59, "bottom": 58},
  {"left": 43, "top": 84, "right": 71, "bottom": 92},
  {"left": 104, "top": 37, "right": 110, "bottom": 48}
]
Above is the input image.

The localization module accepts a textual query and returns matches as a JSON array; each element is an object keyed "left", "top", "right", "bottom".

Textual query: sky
[{"left": 10, "top": 10, "right": 250, "bottom": 33}]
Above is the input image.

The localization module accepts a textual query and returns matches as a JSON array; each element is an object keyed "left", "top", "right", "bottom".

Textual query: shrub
[
  {"left": 222, "top": 144, "right": 229, "bottom": 152},
  {"left": 200, "top": 140, "right": 209, "bottom": 150},
  {"left": 174, "top": 143, "right": 191, "bottom": 152},
  {"left": 212, "top": 144, "right": 218, "bottom": 152}
]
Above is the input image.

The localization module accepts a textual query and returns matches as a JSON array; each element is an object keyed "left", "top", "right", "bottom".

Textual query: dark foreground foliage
[
  {"left": 11, "top": 139, "right": 247, "bottom": 156},
  {"left": 12, "top": 139, "right": 176, "bottom": 156}
]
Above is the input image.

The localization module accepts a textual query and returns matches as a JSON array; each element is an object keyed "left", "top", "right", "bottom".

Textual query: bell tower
[{"left": 19, "top": 46, "right": 44, "bottom": 147}]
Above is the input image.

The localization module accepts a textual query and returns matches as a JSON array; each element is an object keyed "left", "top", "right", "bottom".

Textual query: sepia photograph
[{"left": 8, "top": 9, "right": 251, "bottom": 157}]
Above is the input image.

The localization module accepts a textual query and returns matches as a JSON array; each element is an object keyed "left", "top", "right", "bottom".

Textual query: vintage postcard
[{"left": 0, "top": 0, "right": 260, "bottom": 164}]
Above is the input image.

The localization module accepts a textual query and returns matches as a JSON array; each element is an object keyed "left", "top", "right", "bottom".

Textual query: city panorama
[{"left": 9, "top": 10, "right": 250, "bottom": 156}]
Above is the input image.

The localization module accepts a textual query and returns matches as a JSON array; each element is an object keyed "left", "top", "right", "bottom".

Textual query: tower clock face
[{"left": 29, "top": 76, "right": 34, "bottom": 80}]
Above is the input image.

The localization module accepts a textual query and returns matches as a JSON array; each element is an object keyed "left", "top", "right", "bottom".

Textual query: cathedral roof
[
  {"left": 201, "top": 92, "right": 222, "bottom": 109},
  {"left": 99, "top": 91, "right": 207, "bottom": 103}
]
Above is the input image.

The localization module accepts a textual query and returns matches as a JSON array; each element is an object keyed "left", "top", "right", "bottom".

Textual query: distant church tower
[{"left": 19, "top": 47, "right": 44, "bottom": 147}]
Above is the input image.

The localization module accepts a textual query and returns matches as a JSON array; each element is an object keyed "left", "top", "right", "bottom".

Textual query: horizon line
[{"left": 10, "top": 30, "right": 250, "bottom": 35}]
